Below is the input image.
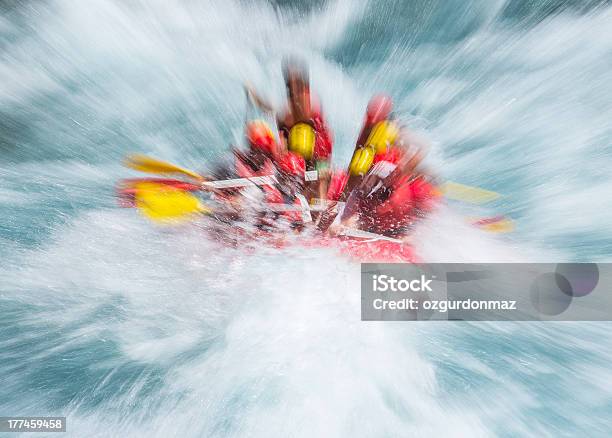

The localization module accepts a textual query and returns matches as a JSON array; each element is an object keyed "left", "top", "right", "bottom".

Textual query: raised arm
[{"left": 245, "top": 83, "right": 275, "bottom": 114}]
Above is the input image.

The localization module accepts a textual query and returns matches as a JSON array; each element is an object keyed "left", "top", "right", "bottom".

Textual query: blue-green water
[{"left": 1, "top": 0, "right": 612, "bottom": 436}]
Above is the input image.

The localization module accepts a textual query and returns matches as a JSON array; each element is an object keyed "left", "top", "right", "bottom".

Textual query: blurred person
[
  {"left": 209, "top": 120, "right": 279, "bottom": 212},
  {"left": 250, "top": 151, "right": 312, "bottom": 232},
  {"left": 211, "top": 132, "right": 311, "bottom": 231},
  {"left": 233, "top": 120, "right": 278, "bottom": 178},
  {"left": 246, "top": 57, "right": 334, "bottom": 201},
  {"left": 338, "top": 94, "right": 400, "bottom": 201},
  {"left": 327, "top": 142, "right": 439, "bottom": 239},
  {"left": 316, "top": 94, "right": 419, "bottom": 231}
]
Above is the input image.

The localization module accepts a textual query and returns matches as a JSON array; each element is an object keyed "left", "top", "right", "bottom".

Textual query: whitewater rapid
[{"left": 1, "top": 0, "right": 612, "bottom": 436}]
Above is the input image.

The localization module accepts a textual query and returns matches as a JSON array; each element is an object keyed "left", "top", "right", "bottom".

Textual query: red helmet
[
  {"left": 246, "top": 120, "right": 276, "bottom": 155},
  {"left": 277, "top": 152, "right": 305, "bottom": 176},
  {"left": 366, "top": 94, "right": 393, "bottom": 125}
]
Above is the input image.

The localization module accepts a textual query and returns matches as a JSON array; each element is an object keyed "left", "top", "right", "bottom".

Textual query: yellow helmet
[
  {"left": 349, "top": 146, "right": 375, "bottom": 176},
  {"left": 288, "top": 123, "right": 315, "bottom": 160},
  {"left": 365, "top": 120, "right": 399, "bottom": 155}
]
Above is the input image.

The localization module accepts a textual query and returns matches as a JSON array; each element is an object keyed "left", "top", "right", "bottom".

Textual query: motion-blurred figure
[
  {"left": 210, "top": 118, "right": 311, "bottom": 231},
  {"left": 249, "top": 151, "right": 311, "bottom": 232},
  {"left": 320, "top": 94, "right": 438, "bottom": 237},
  {"left": 339, "top": 94, "right": 399, "bottom": 201},
  {"left": 246, "top": 57, "right": 334, "bottom": 200},
  {"left": 328, "top": 143, "right": 439, "bottom": 239},
  {"left": 320, "top": 94, "right": 401, "bottom": 211},
  {"left": 233, "top": 120, "right": 278, "bottom": 178}
]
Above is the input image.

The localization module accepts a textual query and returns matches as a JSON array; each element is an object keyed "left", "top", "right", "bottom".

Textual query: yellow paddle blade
[
  {"left": 480, "top": 218, "right": 514, "bottom": 233},
  {"left": 134, "top": 182, "right": 209, "bottom": 223},
  {"left": 470, "top": 217, "right": 515, "bottom": 234},
  {"left": 124, "top": 154, "right": 203, "bottom": 181},
  {"left": 441, "top": 181, "right": 501, "bottom": 204}
]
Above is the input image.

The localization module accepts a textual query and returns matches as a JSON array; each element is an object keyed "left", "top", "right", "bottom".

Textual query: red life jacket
[{"left": 359, "top": 175, "right": 437, "bottom": 237}]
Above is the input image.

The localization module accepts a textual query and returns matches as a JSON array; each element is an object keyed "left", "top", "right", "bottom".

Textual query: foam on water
[{"left": 1, "top": 0, "right": 612, "bottom": 436}]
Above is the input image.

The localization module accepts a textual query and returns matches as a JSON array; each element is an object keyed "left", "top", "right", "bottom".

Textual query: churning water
[{"left": 1, "top": 0, "right": 612, "bottom": 436}]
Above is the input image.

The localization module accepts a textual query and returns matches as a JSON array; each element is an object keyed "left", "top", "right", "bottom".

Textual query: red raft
[
  {"left": 296, "top": 234, "right": 417, "bottom": 263},
  {"left": 117, "top": 178, "right": 417, "bottom": 263},
  {"left": 336, "top": 238, "right": 416, "bottom": 263}
]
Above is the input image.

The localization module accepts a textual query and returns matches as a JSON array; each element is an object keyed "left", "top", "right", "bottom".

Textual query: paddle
[
  {"left": 471, "top": 216, "right": 515, "bottom": 233},
  {"left": 124, "top": 154, "right": 317, "bottom": 187},
  {"left": 132, "top": 181, "right": 515, "bottom": 240},
  {"left": 439, "top": 183, "right": 514, "bottom": 232},
  {"left": 133, "top": 182, "right": 210, "bottom": 223},
  {"left": 440, "top": 181, "right": 501, "bottom": 204},
  {"left": 125, "top": 156, "right": 511, "bottom": 231},
  {"left": 120, "top": 178, "right": 202, "bottom": 192},
  {"left": 121, "top": 170, "right": 500, "bottom": 205},
  {"left": 133, "top": 183, "right": 407, "bottom": 244},
  {"left": 125, "top": 154, "right": 205, "bottom": 181},
  {"left": 338, "top": 228, "right": 404, "bottom": 243}
]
